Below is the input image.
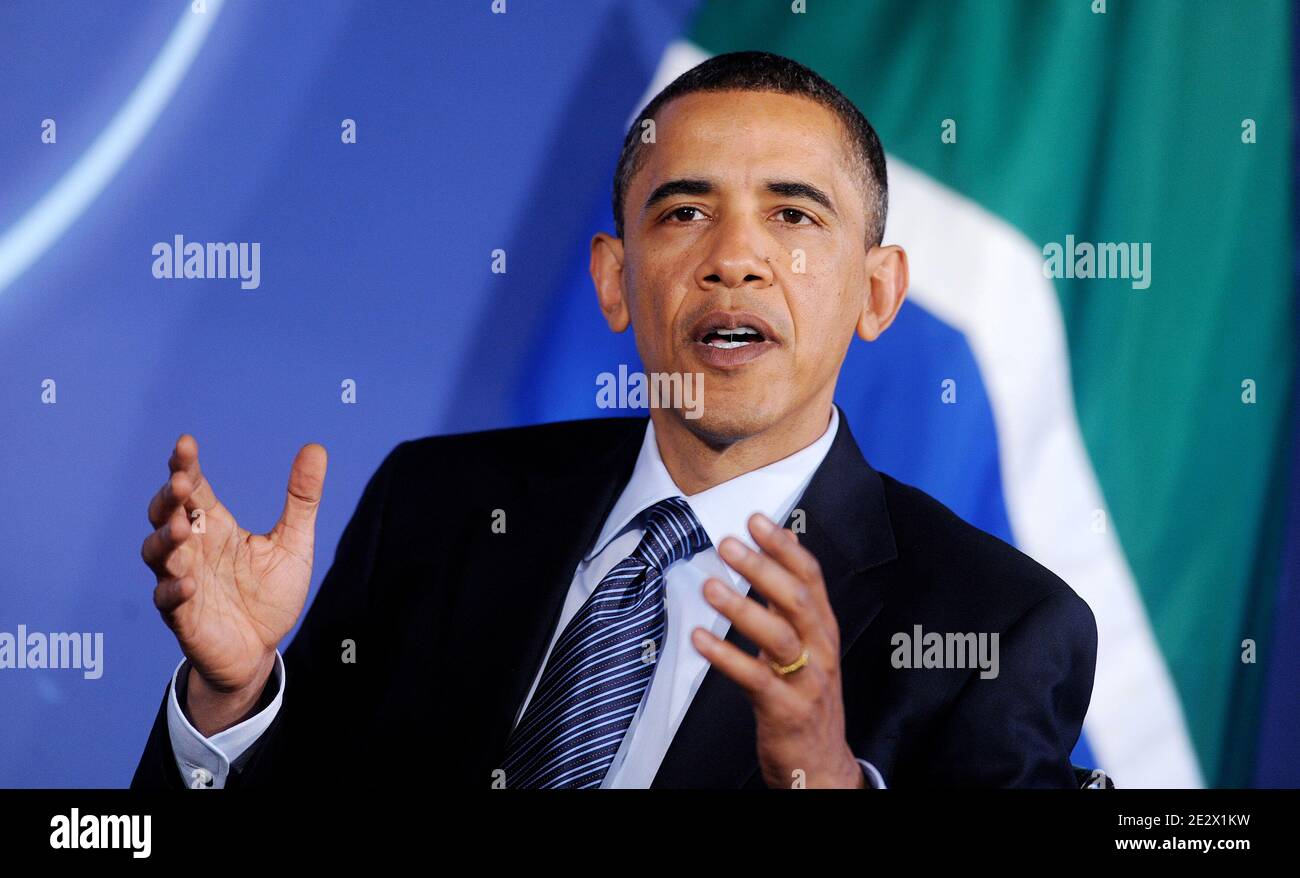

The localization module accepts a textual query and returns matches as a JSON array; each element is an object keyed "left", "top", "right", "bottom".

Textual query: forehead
[{"left": 635, "top": 89, "right": 861, "bottom": 201}]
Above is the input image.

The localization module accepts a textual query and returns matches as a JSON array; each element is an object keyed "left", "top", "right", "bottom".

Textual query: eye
[
  {"left": 664, "top": 206, "right": 707, "bottom": 223},
  {"left": 776, "top": 208, "right": 815, "bottom": 225}
]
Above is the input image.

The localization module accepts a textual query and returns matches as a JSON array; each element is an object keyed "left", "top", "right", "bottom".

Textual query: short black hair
[{"left": 612, "top": 50, "right": 888, "bottom": 246}]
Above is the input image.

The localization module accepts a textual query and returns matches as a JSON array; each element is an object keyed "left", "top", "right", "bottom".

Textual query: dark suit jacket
[{"left": 132, "top": 409, "right": 1097, "bottom": 788}]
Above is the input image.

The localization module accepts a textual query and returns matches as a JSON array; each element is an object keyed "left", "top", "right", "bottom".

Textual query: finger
[
  {"left": 717, "top": 535, "right": 823, "bottom": 642},
  {"left": 141, "top": 506, "right": 194, "bottom": 579},
  {"left": 691, "top": 627, "right": 792, "bottom": 706},
  {"left": 702, "top": 577, "right": 805, "bottom": 667},
  {"left": 748, "top": 513, "right": 829, "bottom": 606},
  {"left": 167, "top": 434, "right": 222, "bottom": 514},
  {"left": 273, "top": 443, "right": 327, "bottom": 558},
  {"left": 140, "top": 506, "right": 194, "bottom": 579},
  {"left": 153, "top": 574, "right": 198, "bottom": 616},
  {"left": 147, "top": 470, "right": 193, "bottom": 529}
]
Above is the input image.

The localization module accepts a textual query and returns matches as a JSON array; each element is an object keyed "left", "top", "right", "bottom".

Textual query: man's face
[{"left": 602, "top": 89, "right": 880, "bottom": 444}]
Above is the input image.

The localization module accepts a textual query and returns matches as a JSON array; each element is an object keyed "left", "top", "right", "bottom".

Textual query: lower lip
[{"left": 689, "top": 340, "right": 778, "bottom": 368}]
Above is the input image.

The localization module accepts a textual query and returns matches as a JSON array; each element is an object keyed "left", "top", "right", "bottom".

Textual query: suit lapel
[
  {"left": 446, "top": 418, "right": 647, "bottom": 780},
  {"left": 651, "top": 408, "right": 898, "bottom": 788}
]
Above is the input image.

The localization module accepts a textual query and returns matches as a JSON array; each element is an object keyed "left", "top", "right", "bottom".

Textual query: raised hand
[
  {"left": 140, "top": 434, "right": 327, "bottom": 734},
  {"left": 690, "top": 512, "right": 865, "bottom": 789}
]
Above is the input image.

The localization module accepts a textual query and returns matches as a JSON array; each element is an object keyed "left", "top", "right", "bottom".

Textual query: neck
[{"left": 650, "top": 397, "right": 834, "bottom": 496}]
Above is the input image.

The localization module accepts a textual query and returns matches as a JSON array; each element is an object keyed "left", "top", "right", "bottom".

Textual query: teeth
[{"left": 702, "top": 325, "right": 762, "bottom": 348}]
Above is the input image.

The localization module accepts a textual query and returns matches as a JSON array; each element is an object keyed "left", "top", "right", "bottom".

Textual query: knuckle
[
  {"left": 785, "top": 691, "right": 812, "bottom": 721},
  {"left": 164, "top": 551, "right": 186, "bottom": 578},
  {"left": 780, "top": 633, "right": 802, "bottom": 662},
  {"left": 153, "top": 580, "right": 179, "bottom": 615}
]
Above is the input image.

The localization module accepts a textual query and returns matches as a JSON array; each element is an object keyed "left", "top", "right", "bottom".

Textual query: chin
[{"left": 670, "top": 397, "right": 783, "bottom": 448}]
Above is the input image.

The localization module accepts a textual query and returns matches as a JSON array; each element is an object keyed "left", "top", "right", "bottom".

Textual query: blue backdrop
[{"left": 0, "top": 0, "right": 707, "bottom": 787}]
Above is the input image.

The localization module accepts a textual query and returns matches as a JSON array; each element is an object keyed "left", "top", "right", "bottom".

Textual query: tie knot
[{"left": 634, "top": 496, "right": 711, "bottom": 572}]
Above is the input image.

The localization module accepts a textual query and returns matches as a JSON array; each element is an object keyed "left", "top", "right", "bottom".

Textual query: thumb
[{"left": 275, "top": 443, "right": 328, "bottom": 556}]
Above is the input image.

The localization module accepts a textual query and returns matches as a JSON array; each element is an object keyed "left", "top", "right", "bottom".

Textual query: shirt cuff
[
  {"left": 166, "top": 651, "right": 284, "bottom": 789},
  {"left": 855, "top": 757, "right": 887, "bottom": 789}
]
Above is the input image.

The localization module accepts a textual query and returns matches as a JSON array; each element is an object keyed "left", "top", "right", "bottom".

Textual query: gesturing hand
[
  {"left": 690, "top": 512, "right": 865, "bottom": 789},
  {"left": 140, "top": 434, "right": 327, "bottom": 732}
]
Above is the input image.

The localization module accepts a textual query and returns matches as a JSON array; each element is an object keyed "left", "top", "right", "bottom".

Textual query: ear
[
  {"left": 590, "top": 231, "right": 631, "bottom": 332},
  {"left": 856, "top": 244, "right": 909, "bottom": 342}
]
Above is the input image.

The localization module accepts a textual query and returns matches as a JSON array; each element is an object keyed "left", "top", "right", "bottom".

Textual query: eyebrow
[{"left": 642, "top": 177, "right": 838, "bottom": 217}]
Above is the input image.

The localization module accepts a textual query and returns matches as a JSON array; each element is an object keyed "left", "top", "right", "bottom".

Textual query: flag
[{"left": 516, "top": 0, "right": 1295, "bottom": 788}]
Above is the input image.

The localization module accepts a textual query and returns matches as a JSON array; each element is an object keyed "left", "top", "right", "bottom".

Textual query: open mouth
[
  {"left": 699, "top": 325, "right": 767, "bottom": 349},
  {"left": 688, "top": 311, "right": 780, "bottom": 368}
]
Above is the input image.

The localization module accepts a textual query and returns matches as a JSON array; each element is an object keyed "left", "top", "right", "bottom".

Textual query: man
[{"left": 133, "top": 51, "right": 1096, "bottom": 789}]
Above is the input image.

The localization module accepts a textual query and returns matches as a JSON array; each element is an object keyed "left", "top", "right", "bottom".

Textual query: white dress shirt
[{"left": 167, "top": 405, "right": 885, "bottom": 788}]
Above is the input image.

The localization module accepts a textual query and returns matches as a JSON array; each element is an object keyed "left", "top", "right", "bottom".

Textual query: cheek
[
  {"left": 626, "top": 269, "right": 688, "bottom": 355},
  {"left": 786, "top": 265, "right": 865, "bottom": 354}
]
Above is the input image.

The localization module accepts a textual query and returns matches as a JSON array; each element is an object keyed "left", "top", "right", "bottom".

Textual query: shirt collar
[{"left": 583, "top": 405, "right": 841, "bottom": 562}]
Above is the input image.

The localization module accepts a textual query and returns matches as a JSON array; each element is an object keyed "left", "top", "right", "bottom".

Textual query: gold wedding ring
[{"left": 769, "top": 648, "right": 810, "bottom": 676}]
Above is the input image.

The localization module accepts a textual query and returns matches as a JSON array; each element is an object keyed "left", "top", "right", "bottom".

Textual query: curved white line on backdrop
[
  {"left": 637, "top": 39, "right": 1203, "bottom": 788},
  {"left": 0, "top": 0, "right": 225, "bottom": 295}
]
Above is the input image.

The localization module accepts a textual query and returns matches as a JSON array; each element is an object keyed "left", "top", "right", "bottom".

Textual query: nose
[{"left": 694, "top": 213, "right": 774, "bottom": 292}]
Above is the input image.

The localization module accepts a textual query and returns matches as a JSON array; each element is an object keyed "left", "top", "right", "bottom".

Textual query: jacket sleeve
[{"left": 917, "top": 587, "right": 1098, "bottom": 788}]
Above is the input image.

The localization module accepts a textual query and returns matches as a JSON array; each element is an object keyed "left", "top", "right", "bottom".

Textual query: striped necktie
[{"left": 501, "top": 496, "right": 711, "bottom": 789}]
